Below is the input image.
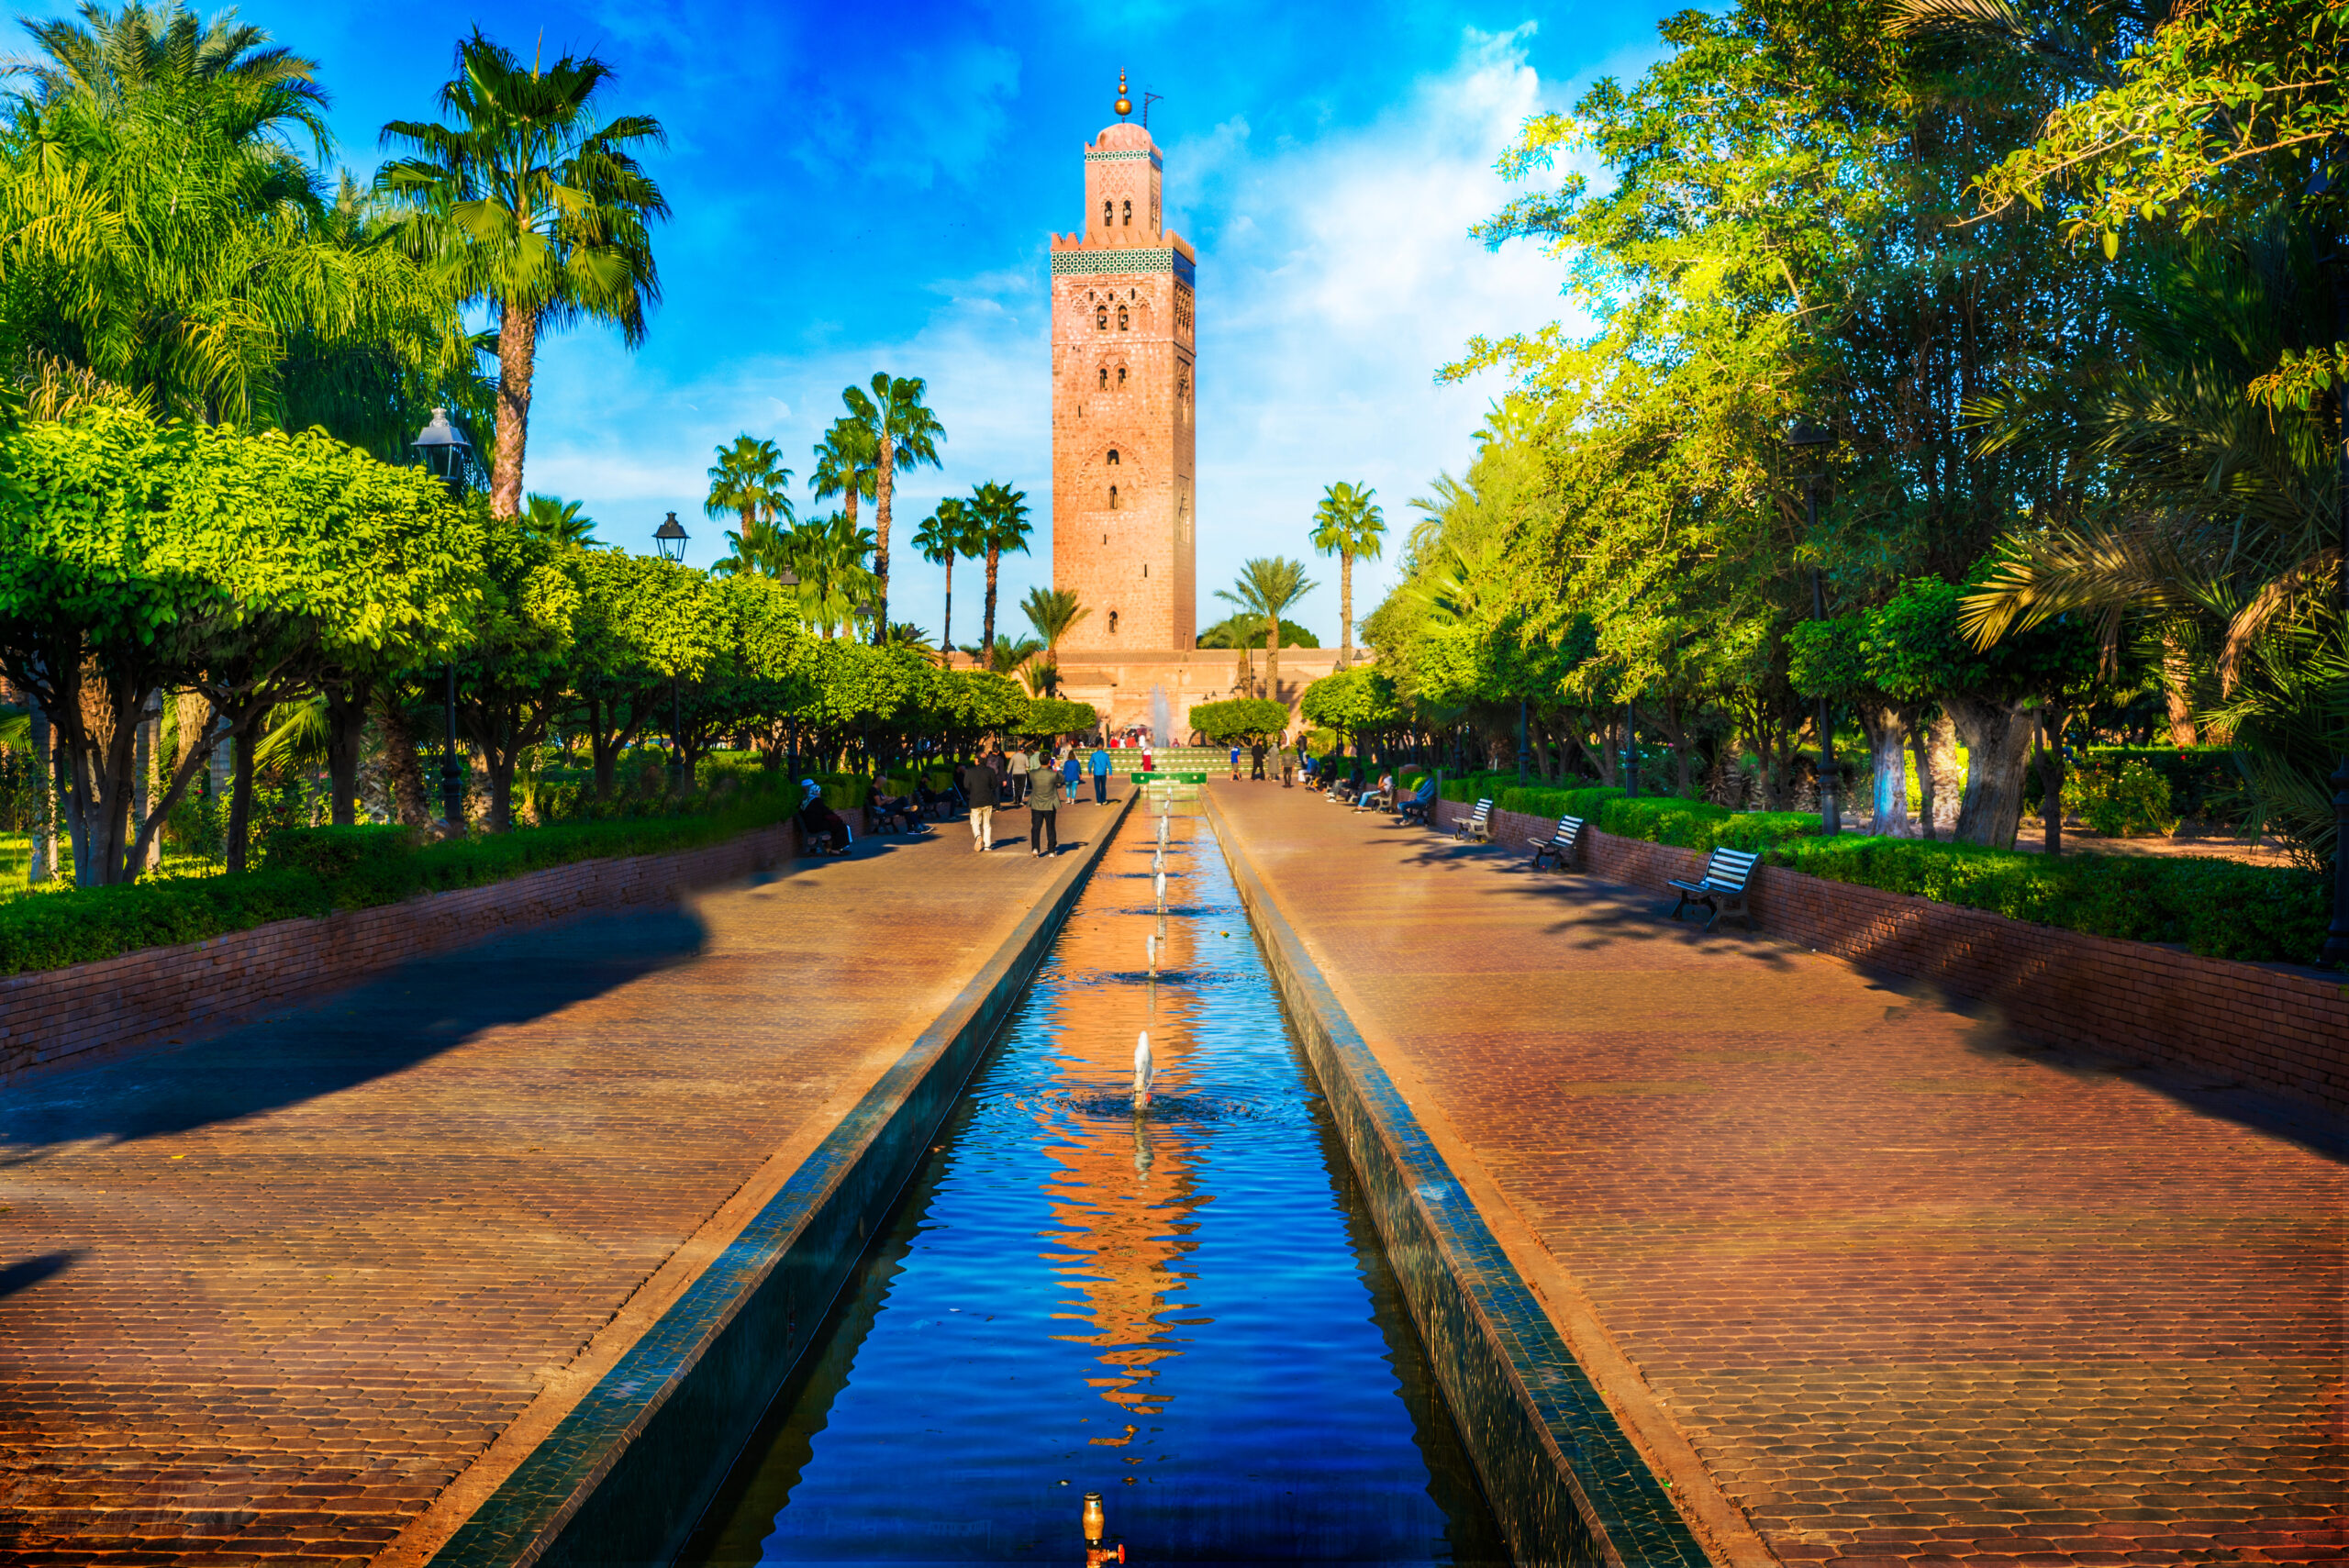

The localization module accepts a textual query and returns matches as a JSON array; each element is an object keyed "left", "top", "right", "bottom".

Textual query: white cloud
[{"left": 519, "top": 25, "right": 1586, "bottom": 652}]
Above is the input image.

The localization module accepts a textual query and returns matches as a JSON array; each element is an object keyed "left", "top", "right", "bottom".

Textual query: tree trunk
[
  {"left": 873, "top": 431, "right": 894, "bottom": 644},
  {"left": 377, "top": 691, "right": 429, "bottom": 828},
  {"left": 491, "top": 303, "right": 538, "bottom": 518},
  {"left": 323, "top": 678, "right": 367, "bottom": 828},
  {"left": 1909, "top": 722, "right": 1937, "bottom": 841},
  {"left": 486, "top": 759, "right": 514, "bottom": 833},
  {"left": 2161, "top": 632, "right": 2198, "bottom": 747},
  {"left": 1927, "top": 710, "right": 1962, "bottom": 834},
  {"left": 1267, "top": 617, "right": 1282, "bottom": 703},
  {"left": 227, "top": 724, "right": 256, "bottom": 873},
  {"left": 1945, "top": 695, "right": 2034, "bottom": 848},
  {"left": 1853, "top": 699, "right": 1911, "bottom": 837},
  {"left": 2034, "top": 705, "right": 2067, "bottom": 856},
  {"left": 941, "top": 557, "right": 953, "bottom": 657},
  {"left": 1340, "top": 554, "right": 1353, "bottom": 670},
  {"left": 983, "top": 548, "right": 999, "bottom": 653},
  {"left": 28, "top": 702, "right": 50, "bottom": 884}
]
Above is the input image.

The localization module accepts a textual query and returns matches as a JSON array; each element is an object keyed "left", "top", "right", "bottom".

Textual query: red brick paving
[
  {"left": 0, "top": 811, "right": 1102, "bottom": 1564},
  {"left": 1213, "top": 782, "right": 2345, "bottom": 1568}
]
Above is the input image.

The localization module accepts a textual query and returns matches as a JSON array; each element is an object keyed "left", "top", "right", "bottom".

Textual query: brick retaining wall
[
  {"left": 1433, "top": 798, "right": 2348, "bottom": 1117},
  {"left": 0, "top": 818, "right": 825, "bottom": 1084}
]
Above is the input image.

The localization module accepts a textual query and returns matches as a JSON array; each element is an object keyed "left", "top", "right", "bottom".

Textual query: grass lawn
[{"left": 0, "top": 832, "right": 27, "bottom": 894}]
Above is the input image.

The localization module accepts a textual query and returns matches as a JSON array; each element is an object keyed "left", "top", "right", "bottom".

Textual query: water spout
[
  {"left": 1133, "top": 1030, "right": 1153, "bottom": 1106},
  {"left": 1148, "top": 684, "right": 1173, "bottom": 749}
]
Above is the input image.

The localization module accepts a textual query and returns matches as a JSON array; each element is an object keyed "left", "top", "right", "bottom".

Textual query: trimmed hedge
[
  {"left": 1765, "top": 835, "right": 2329, "bottom": 968},
  {"left": 1434, "top": 773, "right": 1821, "bottom": 855},
  {"left": 0, "top": 780, "right": 802, "bottom": 978}
]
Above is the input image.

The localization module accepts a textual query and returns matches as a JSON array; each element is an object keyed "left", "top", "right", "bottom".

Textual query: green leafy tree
[
  {"left": 1187, "top": 697, "right": 1291, "bottom": 746},
  {"left": 968, "top": 480, "right": 1031, "bottom": 653},
  {"left": 839, "top": 374, "right": 943, "bottom": 644},
  {"left": 562, "top": 548, "right": 727, "bottom": 800},
  {"left": 0, "top": 408, "right": 480, "bottom": 882},
  {"left": 1311, "top": 481, "right": 1385, "bottom": 668},
  {"left": 376, "top": 29, "right": 669, "bottom": 517},
  {"left": 777, "top": 512, "right": 877, "bottom": 639},
  {"left": 705, "top": 434, "right": 794, "bottom": 571}
]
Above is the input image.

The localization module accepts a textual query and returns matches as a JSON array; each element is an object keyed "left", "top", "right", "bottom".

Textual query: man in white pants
[{"left": 959, "top": 757, "right": 999, "bottom": 851}]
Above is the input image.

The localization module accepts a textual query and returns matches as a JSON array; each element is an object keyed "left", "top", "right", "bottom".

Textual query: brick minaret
[{"left": 1050, "top": 80, "right": 1197, "bottom": 655}]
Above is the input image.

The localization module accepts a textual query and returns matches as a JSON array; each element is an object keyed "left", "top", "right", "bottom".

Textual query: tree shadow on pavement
[{"left": 0, "top": 900, "right": 718, "bottom": 1158}]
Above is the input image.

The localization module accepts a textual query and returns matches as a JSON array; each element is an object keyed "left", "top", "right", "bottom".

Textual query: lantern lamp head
[
  {"left": 652, "top": 512, "right": 690, "bottom": 562},
  {"left": 410, "top": 407, "right": 472, "bottom": 491},
  {"left": 1787, "top": 420, "right": 1839, "bottom": 450}
]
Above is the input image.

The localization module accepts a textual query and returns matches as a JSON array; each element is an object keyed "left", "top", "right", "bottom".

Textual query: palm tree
[
  {"left": 840, "top": 374, "right": 945, "bottom": 645},
  {"left": 913, "top": 496, "right": 975, "bottom": 655},
  {"left": 523, "top": 493, "right": 597, "bottom": 547},
  {"left": 8, "top": 1, "right": 328, "bottom": 133},
  {"left": 964, "top": 633, "right": 1044, "bottom": 676},
  {"left": 376, "top": 30, "right": 669, "bottom": 517},
  {"left": 968, "top": 481, "right": 1032, "bottom": 654},
  {"left": 1312, "top": 481, "right": 1386, "bottom": 668},
  {"left": 779, "top": 513, "right": 878, "bottom": 638},
  {"left": 810, "top": 417, "right": 878, "bottom": 558},
  {"left": 1021, "top": 586, "right": 1091, "bottom": 654},
  {"left": 1216, "top": 557, "right": 1319, "bottom": 700},
  {"left": 706, "top": 433, "right": 794, "bottom": 571}
]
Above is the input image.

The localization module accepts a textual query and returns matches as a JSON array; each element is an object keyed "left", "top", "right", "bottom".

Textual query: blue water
[{"left": 682, "top": 810, "right": 1508, "bottom": 1566}]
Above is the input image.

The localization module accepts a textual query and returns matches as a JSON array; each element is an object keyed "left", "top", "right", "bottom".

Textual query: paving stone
[
  {"left": 1214, "top": 784, "right": 2345, "bottom": 1568},
  {"left": 0, "top": 817, "right": 1088, "bottom": 1562}
]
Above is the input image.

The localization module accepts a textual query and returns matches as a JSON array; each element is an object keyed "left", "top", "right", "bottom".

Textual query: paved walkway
[
  {"left": 1210, "top": 781, "right": 2344, "bottom": 1568},
  {"left": 0, "top": 802, "right": 1112, "bottom": 1565}
]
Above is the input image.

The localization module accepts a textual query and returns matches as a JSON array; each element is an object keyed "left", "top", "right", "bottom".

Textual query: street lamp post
[
  {"left": 1788, "top": 420, "right": 1842, "bottom": 837},
  {"left": 1625, "top": 699, "right": 1638, "bottom": 797},
  {"left": 653, "top": 514, "right": 690, "bottom": 793},
  {"left": 2324, "top": 206, "right": 2349, "bottom": 965},
  {"left": 1517, "top": 695, "right": 1529, "bottom": 787},
  {"left": 411, "top": 409, "right": 472, "bottom": 829}
]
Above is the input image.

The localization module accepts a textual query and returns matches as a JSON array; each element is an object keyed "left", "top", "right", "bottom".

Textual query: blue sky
[{"left": 21, "top": 0, "right": 1681, "bottom": 646}]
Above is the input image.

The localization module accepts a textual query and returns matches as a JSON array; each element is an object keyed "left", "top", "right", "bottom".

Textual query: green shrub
[
  {"left": 0, "top": 776, "right": 802, "bottom": 978},
  {"left": 2069, "top": 760, "right": 2179, "bottom": 837},
  {"left": 1765, "top": 835, "right": 2327, "bottom": 967}
]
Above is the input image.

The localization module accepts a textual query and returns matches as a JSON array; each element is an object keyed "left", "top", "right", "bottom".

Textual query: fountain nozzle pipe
[{"left": 1133, "top": 1031, "right": 1153, "bottom": 1106}]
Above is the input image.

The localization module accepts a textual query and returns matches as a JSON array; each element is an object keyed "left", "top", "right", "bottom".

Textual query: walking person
[
  {"left": 1062, "top": 744, "right": 1082, "bottom": 804},
  {"left": 1007, "top": 743, "right": 1030, "bottom": 806},
  {"left": 960, "top": 754, "right": 999, "bottom": 852},
  {"left": 1026, "top": 750, "right": 1063, "bottom": 857},
  {"left": 1088, "top": 740, "right": 1112, "bottom": 804},
  {"left": 1280, "top": 740, "right": 1296, "bottom": 788},
  {"left": 1249, "top": 740, "right": 1267, "bottom": 781},
  {"left": 1230, "top": 742, "right": 1242, "bottom": 781}
]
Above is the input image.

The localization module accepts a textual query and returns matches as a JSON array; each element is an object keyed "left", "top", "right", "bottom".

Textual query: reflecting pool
[{"left": 682, "top": 809, "right": 1508, "bottom": 1567}]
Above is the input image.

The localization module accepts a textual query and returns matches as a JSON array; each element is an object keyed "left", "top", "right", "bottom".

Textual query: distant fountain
[{"left": 1148, "top": 684, "right": 1173, "bottom": 748}]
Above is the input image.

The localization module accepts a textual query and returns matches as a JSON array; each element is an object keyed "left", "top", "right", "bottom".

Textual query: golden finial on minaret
[{"left": 1114, "top": 70, "right": 1131, "bottom": 119}]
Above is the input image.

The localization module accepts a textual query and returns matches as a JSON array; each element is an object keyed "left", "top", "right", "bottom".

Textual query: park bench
[
  {"left": 1397, "top": 779, "right": 1437, "bottom": 825},
  {"left": 1667, "top": 846, "right": 1760, "bottom": 932},
  {"left": 1528, "top": 815, "right": 1586, "bottom": 872},
  {"left": 1453, "top": 798, "right": 1493, "bottom": 843}
]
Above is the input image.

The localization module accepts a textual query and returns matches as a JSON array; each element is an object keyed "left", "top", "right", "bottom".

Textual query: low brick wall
[
  {"left": 0, "top": 820, "right": 816, "bottom": 1084},
  {"left": 1434, "top": 798, "right": 2348, "bottom": 1117}
]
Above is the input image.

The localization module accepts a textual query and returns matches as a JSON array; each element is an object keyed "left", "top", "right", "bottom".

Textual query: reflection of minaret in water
[{"left": 1035, "top": 823, "right": 1207, "bottom": 1446}]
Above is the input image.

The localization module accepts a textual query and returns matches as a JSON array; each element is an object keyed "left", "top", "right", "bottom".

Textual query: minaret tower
[{"left": 1050, "top": 72, "right": 1197, "bottom": 655}]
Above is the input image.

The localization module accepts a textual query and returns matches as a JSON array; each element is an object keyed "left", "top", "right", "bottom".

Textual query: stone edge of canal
[
  {"left": 425, "top": 787, "right": 1717, "bottom": 1568},
  {"left": 1199, "top": 789, "right": 1716, "bottom": 1568}
]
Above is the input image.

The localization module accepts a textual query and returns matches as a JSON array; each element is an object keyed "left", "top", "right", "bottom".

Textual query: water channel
[{"left": 680, "top": 804, "right": 1509, "bottom": 1567}]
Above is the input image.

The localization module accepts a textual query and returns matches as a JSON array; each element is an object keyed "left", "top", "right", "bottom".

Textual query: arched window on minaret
[
  {"left": 1097, "top": 305, "right": 1108, "bottom": 330},
  {"left": 1117, "top": 365, "right": 1127, "bottom": 387},
  {"left": 1106, "top": 449, "right": 1119, "bottom": 465},
  {"left": 1109, "top": 610, "right": 1119, "bottom": 635},
  {"left": 1097, "top": 367, "right": 1108, "bottom": 390},
  {"left": 1102, "top": 199, "right": 1113, "bottom": 228},
  {"left": 1122, "top": 199, "right": 1132, "bottom": 227},
  {"left": 1108, "top": 484, "right": 1119, "bottom": 509},
  {"left": 1117, "top": 305, "right": 1129, "bottom": 331}
]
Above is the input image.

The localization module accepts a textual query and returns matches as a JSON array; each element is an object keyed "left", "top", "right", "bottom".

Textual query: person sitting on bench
[
  {"left": 1397, "top": 775, "right": 1438, "bottom": 824},
  {"left": 798, "top": 778, "right": 855, "bottom": 855},
  {"left": 871, "top": 788, "right": 926, "bottom": 835}
]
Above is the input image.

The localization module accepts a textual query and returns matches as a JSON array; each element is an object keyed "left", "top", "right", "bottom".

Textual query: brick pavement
[
  {"left": 1212, "top": 781, "right": 2345, "bottom": 1568},
  {"left": 0, "top": 805, "right": 1107, "bottom": 1564}
]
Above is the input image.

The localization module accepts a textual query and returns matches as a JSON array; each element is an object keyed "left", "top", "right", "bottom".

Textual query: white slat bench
[
  {"left": 1528, "top": 815, "right": 1586, "bottom": 872},
  {"left": 1453, "top": 798, "right": 1493, "bottom": 843},
  {"left": 1667, "top": 847, "right": 1760, "bottom": 932}
]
